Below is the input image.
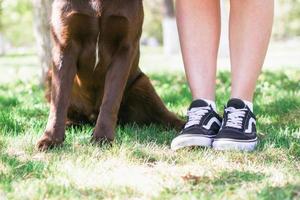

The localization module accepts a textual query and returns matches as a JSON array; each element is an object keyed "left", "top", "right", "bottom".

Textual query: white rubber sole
[
  {"left": 171, "top": 134, "right": 214, "bottom": 151},
  {"left": 212, "top": 138, "right": 258, "bottom": 152}
]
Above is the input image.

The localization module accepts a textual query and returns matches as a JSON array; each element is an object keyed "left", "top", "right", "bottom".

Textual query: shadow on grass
[
  {"left": 0, "top": 81, "right": 47, "bottom": 136},
  {"left": 0, "top": 138, "right": 7, "bottom": 151},
  {"left": 255, "top": 96, "right": 300, "bottom": 157},
  {"left": 158, "top": 170, "right": 267, "bottom": 199},
  {"left": 0, "top": 111, "right": 25, "bottom": 134},
  {"left": 116, "top": 123, "right": 177, "bottom": 146},
  {"left": 0, "top": 94, "right": 22, "bottom": 133},
  {"left": 183, "top": 170, "right": 266, "bottom": 186},
  {"left": 258, "top": 184, "right": 300, "bottom": 200},
  {"left": 0, "top": 71, "right": 299, "bottom": 155},
  {"left": 0, "top": 153, "right": 45, "bottom": 191},
  {"left": 0, "top": 95, "right": 19, "bottom": 109},
  {"left": 18, "top": 182, "right": 140, "bottom": 199},
  {"left": 213, "top": 170, "right": 266, "bottom": 185}
]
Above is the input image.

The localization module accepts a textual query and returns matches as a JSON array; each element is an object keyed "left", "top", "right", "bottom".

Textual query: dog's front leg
[
  {"left": 92, "top": 43, "right": 137, "bottom": 142},
  {"left": 37, "top": 45, "right": 78, "bottom": 151}
]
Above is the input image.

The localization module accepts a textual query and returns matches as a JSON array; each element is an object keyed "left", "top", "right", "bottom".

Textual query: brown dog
[{"left": 37, "top": 0, "right": 184, "bottom": 150}]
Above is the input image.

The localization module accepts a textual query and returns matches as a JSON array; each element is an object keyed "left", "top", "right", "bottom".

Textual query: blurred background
[{"left": 0, "top": 0, "right": 299, "bottom": 83}]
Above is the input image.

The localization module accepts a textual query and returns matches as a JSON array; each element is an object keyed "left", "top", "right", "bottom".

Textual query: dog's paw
[
  {"left": 90, "top": 133, "right": 114, "bottom": 147},
  {"left": 91, "top": 124, "right": 115, "bottom": 145},
  {"left": 37, "top": 133, "right": 65, "bottom": 151}
]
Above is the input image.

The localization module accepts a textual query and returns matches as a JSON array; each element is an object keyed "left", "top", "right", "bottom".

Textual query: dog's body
[{"left": 37, "top": 0, "right": 184, "bottom": 150}]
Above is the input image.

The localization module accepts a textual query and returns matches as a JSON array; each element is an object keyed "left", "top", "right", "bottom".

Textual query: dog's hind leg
[{"left": 119, "top": 73, "right": 185, "bottom": 130}]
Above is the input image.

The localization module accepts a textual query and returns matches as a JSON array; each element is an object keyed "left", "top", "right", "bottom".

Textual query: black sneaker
[
  {"left": 212, "top": 98, "right": 258, "bottom": 152},
  {"left": 171, "top": 99, "right": 222, "bottom": 151}
]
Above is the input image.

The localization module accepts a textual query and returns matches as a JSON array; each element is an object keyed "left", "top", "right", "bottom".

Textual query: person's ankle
[
  {"left": 229, "top": 97, "right": 253, "bottom": 112},
  {"left": 243, "top": 100, "right": 253, "bottom": 112},
  {"left": 193, "top": 98, "right": 217, "bottom": 112}
]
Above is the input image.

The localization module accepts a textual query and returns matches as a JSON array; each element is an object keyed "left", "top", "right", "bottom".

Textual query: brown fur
[{"left": 37, "top": 0, "right": 184, "bottom": 150}]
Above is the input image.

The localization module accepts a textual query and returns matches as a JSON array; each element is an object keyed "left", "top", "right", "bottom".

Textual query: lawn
[{"left": 0, "top": 54, "right": 300, "bottom": 199}]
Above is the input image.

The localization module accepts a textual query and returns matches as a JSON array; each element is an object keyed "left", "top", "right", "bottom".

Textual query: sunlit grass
[{"left": 0, "top": 65, "right": 299, "bottom": 199}]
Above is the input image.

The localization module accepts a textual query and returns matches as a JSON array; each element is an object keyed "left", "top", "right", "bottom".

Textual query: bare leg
[
  {"left": 229, "top": 0, "right": 274, "bottom": 101},
  {"left": 176, "top": 0, "right": 221, "bottom": 101}
]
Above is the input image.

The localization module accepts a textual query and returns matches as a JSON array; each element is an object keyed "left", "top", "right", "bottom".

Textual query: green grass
[{"left": 0, "top": 67, "right": 299, "bottom": 199}]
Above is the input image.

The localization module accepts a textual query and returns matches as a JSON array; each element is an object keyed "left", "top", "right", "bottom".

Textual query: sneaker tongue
[
  {"left": 227, "top": 98, "right": 246, "bottom": 109},
  {"left": 189, "top": 99, "right": 209, "bottom": 109}
]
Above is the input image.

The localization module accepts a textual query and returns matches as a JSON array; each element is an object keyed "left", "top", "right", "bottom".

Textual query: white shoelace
[
  {"left": 184, "top": 107, "right": 211, "bottom": 129},
  {"left": 225, "top": 107, "right": 247, "bottom": 129}
]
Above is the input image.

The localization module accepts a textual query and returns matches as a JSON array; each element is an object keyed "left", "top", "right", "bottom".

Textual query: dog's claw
[
  {"left": 90, "top": 134, "right": 113, "bottom": 147},
  {"left": 37, "top": 134, "right": 64, "bottom": 151}
]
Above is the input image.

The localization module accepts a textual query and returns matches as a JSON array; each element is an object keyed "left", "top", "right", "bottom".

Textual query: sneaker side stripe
[
  {"left": 245, "top": 117, "right": 256, "bottom": 133},
  {"left": 203, "top": 117, "right": 221, "bottom": 130}
]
